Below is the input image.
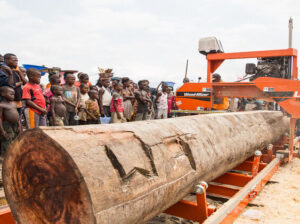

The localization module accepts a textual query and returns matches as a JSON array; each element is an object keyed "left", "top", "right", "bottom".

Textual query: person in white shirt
[
  {"left": 156, "top": 83, "right": 169, "bottom": 119},
  {"left": 99, "top": 79, "right": 112, "bottom": 117}
]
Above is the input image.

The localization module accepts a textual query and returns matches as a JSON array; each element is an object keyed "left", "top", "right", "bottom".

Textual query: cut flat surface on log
[{"left": 3, "top": 111, "right": 289, "bottom": 224}]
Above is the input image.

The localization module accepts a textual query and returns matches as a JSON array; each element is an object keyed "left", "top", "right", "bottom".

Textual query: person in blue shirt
[{"left": 0, "top": 54, "right": 14, "bottom": 88}]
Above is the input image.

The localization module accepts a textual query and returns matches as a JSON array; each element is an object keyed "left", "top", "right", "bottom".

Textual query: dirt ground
[
  {"left": 234, "top": 157, "right": 300, "bottom": 224},
  {"left": 148, "top": 158, "right": 300, "bottom": 224}
]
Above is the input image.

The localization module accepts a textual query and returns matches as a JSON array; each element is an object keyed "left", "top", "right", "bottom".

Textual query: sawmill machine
[{"left": 175, "top": 31, "right": 300, "bottom": 161}]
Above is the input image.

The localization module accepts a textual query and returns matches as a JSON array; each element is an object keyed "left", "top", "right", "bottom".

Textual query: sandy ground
[
  {"left": 148, "top": 158, "right": 300, "bottom": 224},
  {"left": 234, "top": 157, "right": 300, "bottom": 224}
]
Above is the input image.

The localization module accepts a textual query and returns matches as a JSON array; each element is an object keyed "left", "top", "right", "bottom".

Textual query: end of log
[{"left": 2, "top": 129, "right": 96, "bottom": 224}]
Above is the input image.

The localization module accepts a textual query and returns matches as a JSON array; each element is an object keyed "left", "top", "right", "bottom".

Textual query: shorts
[
  {"left": 66, "top": 111, "right": 79, "bottom": 126},
  {"left": 110, "top": 112, "right": 126, "bottom": 123},
  {"left": 54, "top": 116, "right": 65, "bottom": 126},
  {"left": 157, "top": 109, "right": 168, "bottom": 119},
  {"left": 135, "top": 112, "right": 148, "bottom": 121},
  {"left": 103, "top": 106, "right": 111, "bottom": 117},
  {"left": 24, "top": 108, "right": 47, "bottom": 128},
  {"left": 1, "top": 121, "right": 18, "bottom": 156},
  {"left": 86, "top": 119, "right": 100, "bottom": 125}
]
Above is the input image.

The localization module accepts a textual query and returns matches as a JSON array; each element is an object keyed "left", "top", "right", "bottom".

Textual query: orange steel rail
[
  {"left": 0, "top": 205, "right": 15, "bottom": 224},
  {"left": 164, "top": 137, "right": 289, "bottom": 224}
]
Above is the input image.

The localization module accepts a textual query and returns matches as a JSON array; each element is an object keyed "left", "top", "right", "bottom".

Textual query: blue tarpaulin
[
  {"left": 162, "top": 81, "right": 175, "bottom": 87},
  {"left": 23, "top": 64, "right": 47, "bottom": 75}
]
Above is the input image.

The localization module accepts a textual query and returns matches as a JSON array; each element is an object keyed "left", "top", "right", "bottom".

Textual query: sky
[{"left": 1, "top": 0, "right": 299, "bottom": 87}]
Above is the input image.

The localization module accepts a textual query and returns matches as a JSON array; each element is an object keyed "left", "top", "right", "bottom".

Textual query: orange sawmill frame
[
  {"left": 168, "top": 48, "right": 300, "bottom": 223},
  {"left": 176, "top": 48, "right": 299, "bottom": 161},
  {"left": 164, "top": 136, "right": 292, "bottom": 224}
]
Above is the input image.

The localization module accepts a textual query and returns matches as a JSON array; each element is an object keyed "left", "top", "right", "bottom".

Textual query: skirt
[{"left": 123, "top": 100, "right": 133, "bottom": 121}]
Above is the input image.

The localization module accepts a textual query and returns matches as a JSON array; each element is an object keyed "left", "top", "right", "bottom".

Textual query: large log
[{"left": 3, "top": 111, "right": 289, "bottom": 224}]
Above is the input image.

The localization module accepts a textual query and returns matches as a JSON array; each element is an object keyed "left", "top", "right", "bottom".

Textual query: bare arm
[
  {"left": 14, "top": 68, "right": 27, "bottom": 84},
  {"left": 62, "top": 96, "right": 76, "bottom": 107},
  {"left": 155, "top": 92, "right": 162, "bottom": 103},
  {"left": 135, "top": 91, "right": 147, "bottom": 103},
  {"left": 75, "top": 89, "right": 80, "bottom": 112},
  {"left": 18, "top": 118, "right": 22, "bottom": 134},
  {"left": 84, "top": 108, "right": 97, "bottom": 121},
  {"left": 25, "top": 99, "right": 47, "bottom": 115},
  {"left": 155, "top": 82, "right": 162, "bottom": 93},
  {"left": 85, "top": 101, "right": 97, "bottom": 120},
  {"left": 0, "top": 107, "right": 7, "bottom": 139},
  {"left": 113, "top": 99, "right": 121, "bottom": 119},
  {"left": 122, "top": 89, "right": 135, "bottom": 100},
  {"left": 99, "top": 89, "right": 105, "bottom": 115},
  {"left": 50, "top": 98, "right": 57, "bottom": 125},
  {"left": 15, "top": 81, "right": 23, "bottom": 87},
  {"left": 2, "top": 65, "right": 14, "bottom": 86}
]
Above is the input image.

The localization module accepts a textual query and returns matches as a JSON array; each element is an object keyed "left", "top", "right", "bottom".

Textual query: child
[
  {"left": 78, "top": 83, "right": 89, "bottom": 125},
  {"left": 156, "top": 83, "right": 169, "bottom": 119},
  {"left": 50, "top": 85, "right": 66, "bottom": 126},
  {"left": 44, "top": 74, "right": 61, "bottom": 113},
  {"left": 134, "top": 80, "right": 152, "bottom": 121},
  {"left": 75, "top": 73, "right": 91, "bottom": 88},
  {"left": 85, "top": 90, "right": 100, "bottom": 125},
  {"left": 22, "top": 68, "right": 47, "bottom": 128},
  {"left": 62, "top": 73, "right": 80, "bottom": 125},
  {"left": 0, "top": 86, "right": 21, "bottom": 156},
  {"left": 110, "top": 82, "right": 126, "bottom": 123}
]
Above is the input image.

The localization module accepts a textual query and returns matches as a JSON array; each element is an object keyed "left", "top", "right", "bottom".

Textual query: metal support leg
[
  {"left": 289, "top": 118, "right": 296, "bottom": 162},
  {"left": 251, "top": 150, "right": 262, "bottom": 176},
  {"left": 267, "top": 144, "right": 274, "bottom": 163},
  {"left": 164, "top": 181, "right": 215, "bottom": 223},
  {"left": 195, "top": 182, "right": 209, "bottom": 223}
]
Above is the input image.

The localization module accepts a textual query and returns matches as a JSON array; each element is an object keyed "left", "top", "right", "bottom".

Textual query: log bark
[{"left": 3, "top": 111, "right": 289, "bottom": 224}]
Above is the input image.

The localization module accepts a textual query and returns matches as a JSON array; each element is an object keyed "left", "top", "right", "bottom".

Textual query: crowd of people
[{"left": 0, "top": 53, "right": 175, "bottom": 156}]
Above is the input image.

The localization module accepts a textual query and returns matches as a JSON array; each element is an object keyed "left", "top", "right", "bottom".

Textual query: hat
[{"left": 98, "top": 67, "right": 114, "bottom": 79}]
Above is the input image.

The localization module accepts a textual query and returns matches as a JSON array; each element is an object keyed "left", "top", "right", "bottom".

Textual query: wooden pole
[{"left": 3, "top": 111, "right": 289, "bottom": 224}]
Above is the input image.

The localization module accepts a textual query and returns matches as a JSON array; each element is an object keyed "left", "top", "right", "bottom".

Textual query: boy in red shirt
[{"left": 22, "top": 68, "right": 47, "bottom": 128}]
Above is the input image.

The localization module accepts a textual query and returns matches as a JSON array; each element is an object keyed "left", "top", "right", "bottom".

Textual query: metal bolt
[
  {"left": 276, "top": 153, "right": 284, "bottom": 159},
  {"left": 198, "top": 181, "right": 208, "bottom": 189},
  {"left": 254, "top": 150, "right": 262, "bottom": 156},
  {"left": 195, "top": 184, "right": 205, "bottom": 194},
  {"left": 267, "top": 144, "right": 273, "bottom": 150}
]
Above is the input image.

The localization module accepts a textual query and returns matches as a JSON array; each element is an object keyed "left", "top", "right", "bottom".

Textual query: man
[
  {"left": 3, "top": 54, "right": 27, "bottom": 114},
  {"left": 0, "top": 54, "right": 14, "bottom": 87},
  {"left": 156, "top": 82, "right": 169, "bottom": 119},
  {"left": 212, "top": 73, "right": 229, "bottom": 110}
]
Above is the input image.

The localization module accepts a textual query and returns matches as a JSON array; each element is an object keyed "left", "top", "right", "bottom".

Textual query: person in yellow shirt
[{"left": 212, "top": 73, "right": 229, "bottom": 110}]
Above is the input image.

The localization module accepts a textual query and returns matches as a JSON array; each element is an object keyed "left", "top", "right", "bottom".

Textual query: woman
[{"left": 121, "top": 77, "right": 135, "bottom": 121}]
